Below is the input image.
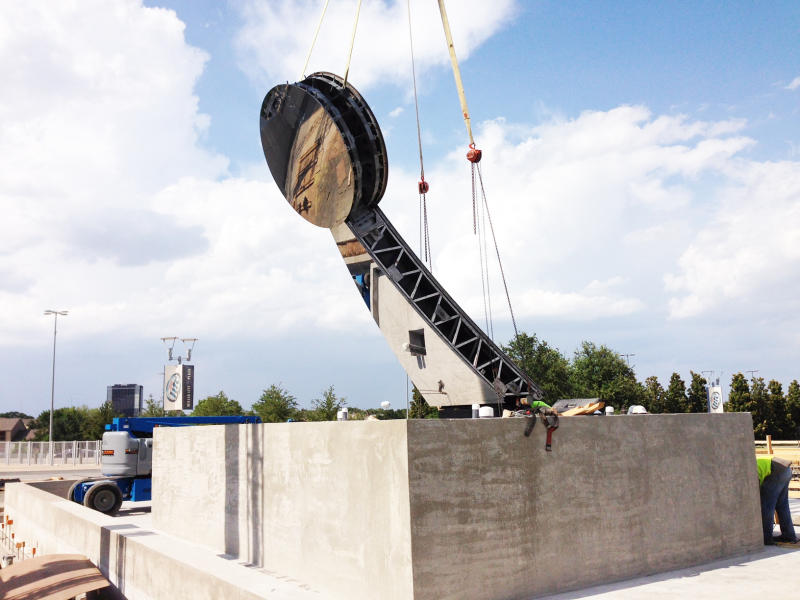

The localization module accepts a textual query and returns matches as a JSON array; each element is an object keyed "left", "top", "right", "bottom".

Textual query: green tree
[
  {"left": 192, "top": 391, "right": 244, "bottom": 417},
  {"left": 252, "top": 384, "right": 298, "bottom": 423},
  {"left": 749, "top": 377, "right": 770, "bottom": 439},
  {"left": 663, "top": 372, "right": 686, "bottom": 413},
  {"left": 685, "top": 372, "right": 708, "bottom": 413},
  {"left": 786, "top": 380, "right": 800, "bottom": 440},
  {"left": 310, "top": 386, "right": 346, "bottom": 421},
  {"left": 141, "top": 395, "right": 168, "bottom": 417},
  {"left": 766, "top": 379, "right": 788, "bottom": 438},
  {"left": 33, "top": 406, "right": 92, "bottom": 441},
  {"left": 726, "top": 373, "right": 750, "bottom": 413},
  {"left": 409, "top": 386, "right": 439, "bottom": 419},
  {"left": 0, "top": 411, "right": 33, "bottom": 419},
  {"left": 643, "top": 376, "right": 665, "bottom": 413},
  {"left": 83, "top": 401, "right": 120, "bottom": 439},
  {"left": 569, "top": 342, "right": 642, "bottom": 412},
  {"left": 503, "top": 332, "right": 572, "bottom": 404}
]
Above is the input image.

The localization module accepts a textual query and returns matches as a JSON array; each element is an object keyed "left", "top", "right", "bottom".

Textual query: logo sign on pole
[
  {"left": 163, "top": 364, "right": 182, "bottom": 411},
  {"left": 181, "top": 364, "right": 195, "bottom": 410},
  {"left": 707, "top": 386, "right": 723, "bottom": 413}
]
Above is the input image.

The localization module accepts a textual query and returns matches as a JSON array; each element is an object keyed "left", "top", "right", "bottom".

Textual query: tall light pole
[{"left": 44, "top": 309, "right": 68, "bottom": 465}]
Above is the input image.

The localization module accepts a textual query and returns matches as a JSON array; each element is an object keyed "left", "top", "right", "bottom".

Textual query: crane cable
[
  {"left": 300, "top": 0, "right": 330, "bottom": 80},
  {"left": 301, "top": 0, "right": 362, "bottom": 89},
  {"left": 343, "top": 0, "right": 363, "bottom": 89},
  {"left": 407, "top": 0, "right": 432, "bottom": 269}
]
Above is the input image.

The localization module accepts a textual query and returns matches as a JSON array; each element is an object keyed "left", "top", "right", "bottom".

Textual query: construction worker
[
  {"left": 520, "top": 398, "right": 551, "bottom": 411},
  {"left": 757, "top": 456, "right": 797, "bottom": 545}
]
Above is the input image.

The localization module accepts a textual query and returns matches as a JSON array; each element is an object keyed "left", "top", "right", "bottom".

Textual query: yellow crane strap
[
  {"left": 343, "top": 0, "right": 363, "bottom": 88},
  {"left": 300, "top": 0, "right": 331, "bottom": 80},
  {"left": 437, "top": 0, "right": 475, "bottom": 146}
]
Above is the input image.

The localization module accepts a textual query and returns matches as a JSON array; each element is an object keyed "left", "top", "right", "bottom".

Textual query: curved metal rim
[{"left": 305, "top": 72, "right": 388, "bottom": 210}]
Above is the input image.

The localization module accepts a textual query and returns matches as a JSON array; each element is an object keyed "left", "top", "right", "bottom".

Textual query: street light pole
[{"left": 44, "top": 309, "right": 68, "bottom": 465}]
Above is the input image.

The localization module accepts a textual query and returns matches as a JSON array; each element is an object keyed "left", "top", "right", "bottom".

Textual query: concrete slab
[{"left": 542, "top": 544, "right": 800, "bottom": 599}]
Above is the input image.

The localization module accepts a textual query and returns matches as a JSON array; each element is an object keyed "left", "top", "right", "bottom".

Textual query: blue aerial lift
[{"left": 67, "top": 416, "right": 261, "bottom": 514}]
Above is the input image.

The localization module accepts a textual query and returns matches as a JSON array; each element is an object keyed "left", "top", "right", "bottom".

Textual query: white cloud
[
  {"left": 665, "top": 160, "right": 800, "bottom": 318},
  {"left": 389, "top": 106, "right": 405, "bottom": 118},
  {"left": 233, "top": 0, "right": 517, "bottom": 90},
  {"left": 786, "top": 76, "right": 800, "bottom": 91},
  {"left": 2, "top": 0, "right": 797, "bottom": 372},
  {"left": 375, "top": 106, "right": 767, "bottom": 323}
]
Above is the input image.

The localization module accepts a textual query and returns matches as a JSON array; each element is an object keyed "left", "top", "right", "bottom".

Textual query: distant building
[
  {"left": 107, "top": 384, "right": 143, "bottom": 417},
  {"left": 0, "top": 418, "right": 35, "bottom": 442}
]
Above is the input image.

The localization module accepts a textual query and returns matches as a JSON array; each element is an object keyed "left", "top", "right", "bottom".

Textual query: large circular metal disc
[
  {"left": 260, "top": 83, "right": 356, "bottom": 228},
  {"left": 302, "top": 72, "right": 388, "bottom": 210},
  {"left": 260, "top": 73, "right": 387, "bottom": 229}
]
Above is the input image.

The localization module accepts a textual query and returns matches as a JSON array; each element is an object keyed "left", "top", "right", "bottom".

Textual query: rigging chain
[
  {"left": 436, "top": 0, "right": 518, "bottom": 338},
  {"left": 476, "top": 162, "right": 519, "bottom": 339},
  {"left": 408, "top": 0, "right": 432, "bottom": 269}
]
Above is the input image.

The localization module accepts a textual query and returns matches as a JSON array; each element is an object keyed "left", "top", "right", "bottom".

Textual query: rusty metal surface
[
  {"left": 259, "top": 72, "right": 387, "bottom": 229},
  {"left": 260, "top": 83, "right": 355, "bottom": 228}
]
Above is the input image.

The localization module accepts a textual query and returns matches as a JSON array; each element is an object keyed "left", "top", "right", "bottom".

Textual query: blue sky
[{"left": 1, "top": 1, "right": 799, "bottom": 416}]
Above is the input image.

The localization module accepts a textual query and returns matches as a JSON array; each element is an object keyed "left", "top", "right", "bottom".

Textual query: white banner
[
  {"left": 163, "top": 364, "right": 183, "bottom": 411},
  {"left": 707, "top": 386, "right": 723, "bottom": 413}
]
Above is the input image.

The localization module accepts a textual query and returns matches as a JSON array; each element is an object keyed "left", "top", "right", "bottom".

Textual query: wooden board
[
  {"left": 0, "top": 553, "right": 110, "bottom": 600},
  {"left": 560, "top": 402, "right": 604, "bottom": 416}
]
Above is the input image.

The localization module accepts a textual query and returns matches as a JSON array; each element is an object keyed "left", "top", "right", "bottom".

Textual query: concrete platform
[
  {"left": 152, "top": 414, "right": 762, "bottom": 599},
  {"left": 2, "top": 415, "right": 770, "bottom": 599},
  {"left": 543, "top": 500, "right": 800, "bottom": 599},
  {"left": 3, "top": 481, "right": 798, "bottom": 600}
]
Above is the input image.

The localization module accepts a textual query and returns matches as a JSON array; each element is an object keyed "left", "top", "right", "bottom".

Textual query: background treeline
[
  {"left": 502, "top": 332, "right": 800, "bottom": 439},
  {"left": 6, "top": 383, "right": 437, "bottom": 441},
  {"left": 6, "top": 331, "right": 796, "bottom": 441}
]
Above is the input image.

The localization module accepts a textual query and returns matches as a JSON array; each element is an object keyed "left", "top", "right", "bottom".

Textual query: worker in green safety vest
[{"left": 757, "top": 456, "right": 797, "bottom": 545}]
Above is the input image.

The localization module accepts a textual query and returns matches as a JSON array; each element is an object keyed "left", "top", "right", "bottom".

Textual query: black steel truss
[{"left": 347, "top": 207, "right": 544, "bottom": 405}]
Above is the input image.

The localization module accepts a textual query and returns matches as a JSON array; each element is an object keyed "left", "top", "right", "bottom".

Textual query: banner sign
[
  {"left": 707, "top": 386, "right": 723, "bottom": 413},
  {"left": 181, "top": 364, "right": 194, "bottom": 410},
  {"left": 163, "top": 364, "right": 183, "bottom": 411}
]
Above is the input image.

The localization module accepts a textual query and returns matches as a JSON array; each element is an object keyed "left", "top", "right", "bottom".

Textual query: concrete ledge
[
  {"left": 3, "top": 481, "right": 321, "bottom": 599},
  {"left": 152, "top": 414, "right": 762, "bottom": 599}
]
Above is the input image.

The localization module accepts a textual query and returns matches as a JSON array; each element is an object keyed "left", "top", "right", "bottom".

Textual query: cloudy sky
[{"left": 1, "top": 0, "right": 798, "bottom": 416}]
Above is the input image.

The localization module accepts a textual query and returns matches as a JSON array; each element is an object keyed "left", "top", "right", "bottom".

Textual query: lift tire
[
  {"left": 83, "top": 481, "right": 123, "bottom": 515},
  {"left": 66, "top": 478, "right": 95, "bottom": 502}
]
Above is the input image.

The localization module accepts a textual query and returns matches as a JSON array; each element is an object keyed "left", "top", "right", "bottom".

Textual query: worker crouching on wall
[{"left": 757, "top": 456, "right": 798, "bottom": 545}]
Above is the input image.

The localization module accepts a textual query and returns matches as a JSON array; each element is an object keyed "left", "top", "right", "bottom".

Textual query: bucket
[{"left": 478, "top": 406, "right": 494, "bottom": 418}]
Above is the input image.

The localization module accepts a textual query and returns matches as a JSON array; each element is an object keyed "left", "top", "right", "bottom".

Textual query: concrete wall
[
  {"left": 153, "top": 421, "right": 414, "bottom": 600},
  {"left": 406, "top": 414, "right": 761, "bottom": 599},
  {"left": 3, "top": 480, "right": 315, "bottom": 600},
  {"left": 152, "top": 414, "right": 762, "bottom": 600}
]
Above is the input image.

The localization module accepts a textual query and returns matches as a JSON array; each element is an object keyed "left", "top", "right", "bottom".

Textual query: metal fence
[{"left": 1, "top": 441, "right": 101, "bottom": 466}]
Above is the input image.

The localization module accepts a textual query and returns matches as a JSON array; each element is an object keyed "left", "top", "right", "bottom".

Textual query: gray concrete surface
[
  {"left": 3, "top": 479, "right": 322, "bottom": 599},
  {"left": 153, "top": 420, "right": 414, "bottom": 600},
  {"left": 542, "top": 500, "right": 800, "bottom": 600},
  {"left": 152, "top": 414, "right": 761, "bottom": 599}
]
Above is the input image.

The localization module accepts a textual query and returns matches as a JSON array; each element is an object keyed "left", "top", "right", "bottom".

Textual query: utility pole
[
  {"left": 44, "top": 309, "right": 68, "bottom": 465},
  {"left": 745, "top": 369, "right": 759, "bottom": 380},
  {"left": 620, "top": 353, "right": 635, "bottom": 367}
]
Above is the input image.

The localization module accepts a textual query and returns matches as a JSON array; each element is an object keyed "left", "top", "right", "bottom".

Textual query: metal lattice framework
[{"left": 348, "top": 207, "right": 544, "bottom": 405}]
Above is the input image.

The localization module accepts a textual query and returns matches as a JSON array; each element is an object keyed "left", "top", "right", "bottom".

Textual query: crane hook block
[
  {"left": 466, "top": 146, "right": 482, "bottom": 163},
  {"left": 418, "top": 179, "right": 429, "bottom": 194}
]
